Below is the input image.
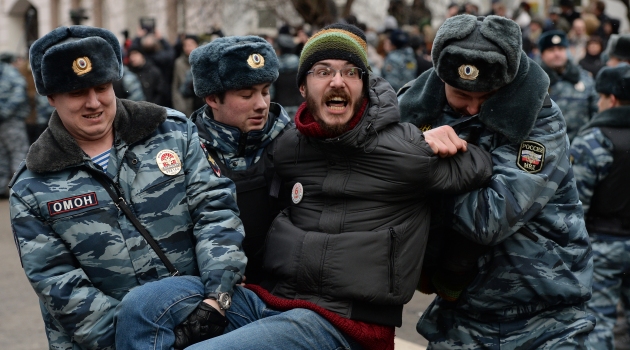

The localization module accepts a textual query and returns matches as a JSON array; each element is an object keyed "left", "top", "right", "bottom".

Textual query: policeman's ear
[
  {"left": 47, "top": 95, "right": 56, "bottom": 107},
  {"left": 205, "top": 95, "right": 219, "bottom": 110}
]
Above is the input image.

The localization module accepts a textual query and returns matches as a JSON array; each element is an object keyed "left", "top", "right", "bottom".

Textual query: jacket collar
[
  {"left": 26, "top": 99, "right": 166, "bottom": 173},
  {"left": 192, "top": 102, "right": 291, "bottom": 156},
  {"left": 581, "top": 105, "right": 630, "bottom": 131},
  {"left": 540, "top": 59, "right": 581, "bottom": 85},
  {"left": 398, "top": 52, "right": 550, "bottom": 144}
]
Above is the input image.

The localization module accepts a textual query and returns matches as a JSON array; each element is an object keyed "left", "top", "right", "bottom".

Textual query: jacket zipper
[{"left": 389, "top": 227, "right": 396, "bottom": 294}]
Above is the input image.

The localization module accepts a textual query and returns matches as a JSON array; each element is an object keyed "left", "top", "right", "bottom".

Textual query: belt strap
[{"left": 90, "top": 170, "right": 180, "bottom": 276}]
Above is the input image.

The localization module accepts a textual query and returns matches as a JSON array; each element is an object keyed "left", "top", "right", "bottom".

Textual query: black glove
[{"left": 173, "top": 302, "right": 228, "bottom": 349}]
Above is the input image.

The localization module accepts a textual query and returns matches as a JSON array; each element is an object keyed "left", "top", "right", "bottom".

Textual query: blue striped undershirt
[{"left": 92, "top": 149, "right": 111, "bottom": 171}]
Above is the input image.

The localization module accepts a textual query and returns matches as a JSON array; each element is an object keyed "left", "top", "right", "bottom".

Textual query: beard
[{"left": 304, "top": 86, "right": 364, "bottom": 136}]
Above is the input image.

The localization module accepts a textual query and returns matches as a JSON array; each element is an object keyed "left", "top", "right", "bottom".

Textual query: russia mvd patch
[{"left": 517, "top": 140, "right": 545, "bottom": 173}]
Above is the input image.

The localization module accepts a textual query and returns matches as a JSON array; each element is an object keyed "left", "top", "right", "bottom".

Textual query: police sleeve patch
[
  {"left": 47, "top": 192, "right": 99, "bottom": 216},
  {"left": 199, "top": 142, "right": 222, "bottom": 177},
  {"left": 517, "top": 140, "right": 545, "bottom": 173}
]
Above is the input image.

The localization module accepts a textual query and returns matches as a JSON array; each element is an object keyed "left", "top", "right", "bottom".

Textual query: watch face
[{"left": 218, "top": 293, "right": 231, "bottom": 310}]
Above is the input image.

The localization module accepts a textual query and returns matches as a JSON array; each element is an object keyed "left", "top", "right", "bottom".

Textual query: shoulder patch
[
  {"left": 199, "top": 142, "right": 221, "bottom": 177},
  {"left": 517, "top": 140, "right": 545, "bottom": 173},
  {"left": 47, "top": 192, "right": 99, "bottom": 216}
]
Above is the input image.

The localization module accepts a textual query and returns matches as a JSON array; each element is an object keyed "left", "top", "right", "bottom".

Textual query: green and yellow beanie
[{"left": 297, "top": 23, "right": 370, "bottom": 87}]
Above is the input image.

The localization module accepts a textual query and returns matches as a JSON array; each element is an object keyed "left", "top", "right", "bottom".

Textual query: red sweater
[
  {"left": 244, "top": 284, "right": 395, "bottom": 350},
  {"left": 245, "top": 99, "right": 395, "bottom": 350}
]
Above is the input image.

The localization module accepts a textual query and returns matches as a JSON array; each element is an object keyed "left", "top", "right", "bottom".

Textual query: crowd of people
[{"left": 2, "top": 1, "right": 630, "bottom": 349}]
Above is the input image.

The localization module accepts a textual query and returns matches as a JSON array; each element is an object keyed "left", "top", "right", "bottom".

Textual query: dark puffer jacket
[{"left": 260, "top": 76, "right": 493, "bottom": 327}]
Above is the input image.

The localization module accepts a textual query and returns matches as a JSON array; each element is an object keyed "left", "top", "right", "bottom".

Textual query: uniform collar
[{"left": 26, "top": 99, "right": 166, "bottom": 173}]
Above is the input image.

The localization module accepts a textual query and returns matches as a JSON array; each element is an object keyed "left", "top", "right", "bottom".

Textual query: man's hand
[
  {"left": 423, "top": 125, "right": 467, "bottom": 158},
  {"left": 173, "top": 299, "right": 228, "bottom": 349}
]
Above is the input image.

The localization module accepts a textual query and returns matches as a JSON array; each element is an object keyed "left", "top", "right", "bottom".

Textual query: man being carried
[{"left": 164, "top": 23, "right": 492, "bottom": 350}]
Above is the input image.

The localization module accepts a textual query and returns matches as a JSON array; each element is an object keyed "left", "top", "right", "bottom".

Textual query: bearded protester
[
  {"left": 117, "top": 23, "right": 493, "bottom": 350},
  {"left": 397, "top": 15, "right": 594, "bottom": 348},
  {"left": 9, "top": 26, "right": 246, "bottom": 349}
]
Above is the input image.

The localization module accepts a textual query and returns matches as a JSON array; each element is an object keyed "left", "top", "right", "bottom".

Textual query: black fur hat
[
  {"left": 596, "top": 64, "right": 630, "bottom": 100},
  {"left": 608, "top": 34, "right": 630, "bottom": 61},
  {"left": 189, "top": 36, "right": 279, "bottom": 97},
  {"left": 29, "top": 26, "right": 123, "bottom": 96},
  {"left": 432, "top": 15, "right": 522, "bottom": 92},
  {"left": 538, "top": 30, "right": 568, "bottom": 53}
]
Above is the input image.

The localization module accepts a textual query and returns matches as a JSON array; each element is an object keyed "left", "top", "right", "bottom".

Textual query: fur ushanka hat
[
  {"left": 596, "top": 64, "right": 630, "bottom": 100},
  {"left": 608, "top": 34, "right": 630, "bottom": 61},
  {"left": 29, "top": 26, "right": 123, "bottom": 96},
  {"left": 537, "top": 30, "right": 569, "bottom": 53},
  {"left": 431, "top": 15, "right": 523, "bottom": 92},
  {"left": 189, "top": 36, "right": 279, "bottom": 97}
]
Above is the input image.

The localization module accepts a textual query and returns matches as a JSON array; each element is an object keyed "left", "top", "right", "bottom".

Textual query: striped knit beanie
[{"left": 297, "top": 23, "right": 369, "bottom": 87}]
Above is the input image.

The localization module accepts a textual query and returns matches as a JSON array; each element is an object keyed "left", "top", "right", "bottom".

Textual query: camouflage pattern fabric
[
  {"left": 570, "top": 127, "right": 613, "bottom": 213},
  {"left": 0, "top": 118, "right": 29, "bottom": 190},
  {"left": 0, "top": 62, "right": 29, "bottom": 121},
  {"left": 416, "top": 101, "right": 593, "bottom": 348},
  {"left": 120, "top": 65, "right": 146, "bottom": 101},
  {"left": 9, "top": 100, "right": 246, "bottom": 349},
  {"left": 419, "top": 300, "right": 595, "bottom": 349},
  {"left": 195, "top": 103, "right": 290, "bottom": 171},
  {"left": 35, "top": 93, "right": 54, "bottom": 126},
  {"left": 0, "top": 62, "right": 29, "bottom": 192},
  {"left": 382, "top": 47, "right": 417, "bottom": 93},
  {"left": 571, "top": 113, "right": 630, "bottom": 349},
  {"left": 584, "top": 235, "right": 630, "bottom": 349},
  {"left": 548, "top": 67, "right": 598, "bottom": 141}
]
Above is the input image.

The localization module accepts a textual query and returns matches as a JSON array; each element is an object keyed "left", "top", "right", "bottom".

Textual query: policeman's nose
[
  {"left": 467, "top": 103, "right": 481, "bottom": 116},
  {"left": 85, "top": 89, "right": 101, "bottom": 109},
  {"left": 253, "top": 92, "right": 268, "bottom": 110}
]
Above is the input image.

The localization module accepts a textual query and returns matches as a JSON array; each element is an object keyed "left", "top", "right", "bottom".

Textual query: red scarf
[
  {"left": 245, "top": 284, "right": 395, "bottom": 350},
  {"left": 294, "top": 98, "right": 369, "bottom": 138}
]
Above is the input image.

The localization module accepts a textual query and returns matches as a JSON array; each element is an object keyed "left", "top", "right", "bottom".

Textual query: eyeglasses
[{"left": 306, "top": 66, "right": 364, "bottom": 81}]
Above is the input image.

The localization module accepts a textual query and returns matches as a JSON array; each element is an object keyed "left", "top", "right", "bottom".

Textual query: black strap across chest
[{"left": 89, "top": 169, "right": 180, "bottom": 276}]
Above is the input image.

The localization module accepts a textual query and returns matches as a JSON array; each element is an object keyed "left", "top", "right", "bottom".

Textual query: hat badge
[
  {"left": 247, "top": 53, "right": 265, "bottom": 69},
  {"left": 551, "top": 35, "right": 561, "bottom": 44},
  {"left": 72, "top": 56, "right": 92, "bottom": 76},
  {"left": 458, "top": 64, "right": 479, "bottom": 81}
]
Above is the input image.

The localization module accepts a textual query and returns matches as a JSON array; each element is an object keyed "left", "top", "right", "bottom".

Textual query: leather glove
[{"left": 173, "top": 302, "right": 229, "bottom": 349}]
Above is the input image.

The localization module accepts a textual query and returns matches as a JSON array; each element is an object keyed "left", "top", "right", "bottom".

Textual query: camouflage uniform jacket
[
  {"left": 35, "top": 93, "right": 55, "bottom": 126},
  {"left": 570, "top": 105, "right": 630, "bottom": 214},
  {"left": 398, "top": 52, "right": 593, "bottom": 321},
  {"left": 0, "top": 61, "right": 29, "bottom": 121},
  {"left": 9, "top": 99, "right": 246, "bottom": 349},
  {"left": 190, "top": 103, "right": 291, "bottom": 171},
  {"left": 382, "top": 47, "right": 417, "bottom": 93},
  {"left": 542, "top": 60, "right": 598, "bottom": 141}
]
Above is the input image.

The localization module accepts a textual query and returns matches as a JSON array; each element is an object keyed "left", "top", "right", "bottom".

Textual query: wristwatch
[{"left": 208, "top": 292, "right": 232, "bottom": 310}]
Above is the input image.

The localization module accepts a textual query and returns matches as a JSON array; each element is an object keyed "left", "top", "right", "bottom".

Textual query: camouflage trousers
[
  {"left": 586, "top": 233, "right": 630, "bottom": 349},
  {"left": 0, "top": 118, "right": 29, "bottom": 192},
  {"left": 418, "top": 299, "right": 595, "bottom": 349}
]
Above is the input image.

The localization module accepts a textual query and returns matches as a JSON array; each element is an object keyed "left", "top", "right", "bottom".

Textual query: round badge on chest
[
  {"left": 292, "top": 182, "right": 304, "bottom": 204},
  {"left": 156, "top": 149, "right": 182, "bottom": 176}
]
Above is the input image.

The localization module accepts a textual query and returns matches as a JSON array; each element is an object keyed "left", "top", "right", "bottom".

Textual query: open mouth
[
  {"left": 326, "top": 96, "right": 348, "bottom": 111},
  {"left": 83, "top": 112, "right": 102, "bottom": 119}
]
